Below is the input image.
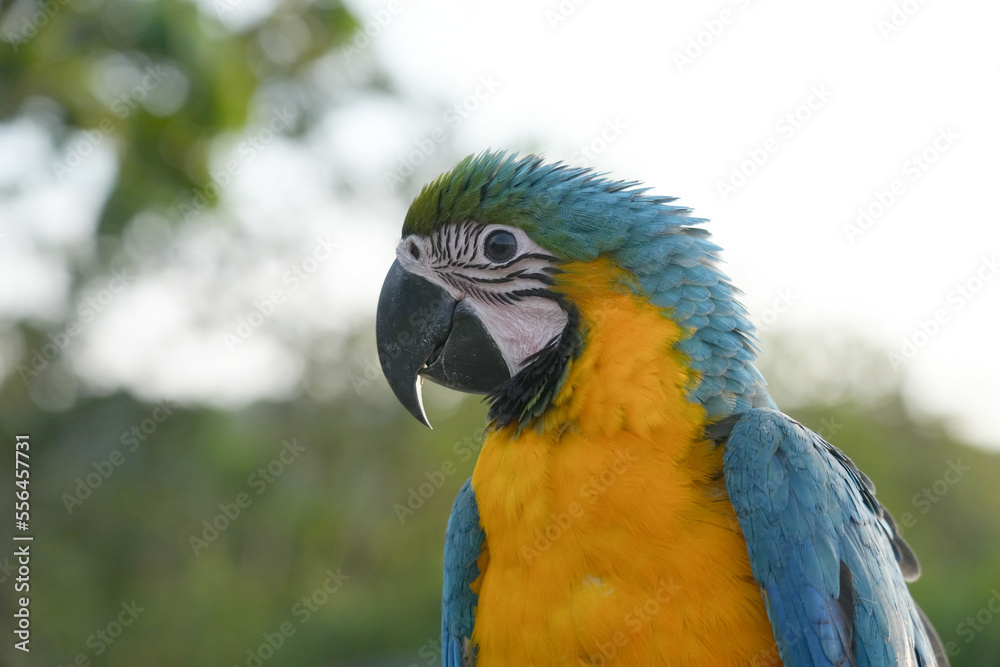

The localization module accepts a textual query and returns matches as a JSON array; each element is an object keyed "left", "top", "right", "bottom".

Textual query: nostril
[{"left": 407, "top": 240, "right": 420, "bottom": 260}]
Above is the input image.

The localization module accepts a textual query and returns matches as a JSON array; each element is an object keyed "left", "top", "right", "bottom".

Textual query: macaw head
[{"left": 376, "top": 150, "right": 771, "bottom": 429}]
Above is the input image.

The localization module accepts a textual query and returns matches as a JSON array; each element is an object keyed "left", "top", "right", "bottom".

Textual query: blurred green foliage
[
  {"left": 1, "top": 0, "right": 998, "bottom": 665},
  {"left": 2, "top": 332, "right": 1000, "bottom": 665},
  {"left": 1, "top": 330, "right": 492, "bottom": 665},
  {"left": 1, "top": 0, "right": 356, "bottom": 233}
]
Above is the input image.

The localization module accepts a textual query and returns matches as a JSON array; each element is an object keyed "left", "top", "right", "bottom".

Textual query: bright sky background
[
  {"left": 350, "top": 0, "right": 1000, "bottom": 448},
  {"left": 1, "top": 0, "right": 998, "bottom": 448}
]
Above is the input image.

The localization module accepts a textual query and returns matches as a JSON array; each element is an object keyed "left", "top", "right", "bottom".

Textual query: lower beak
[{"left": 375, "top": 260, "right": 511, "bottom": 427}]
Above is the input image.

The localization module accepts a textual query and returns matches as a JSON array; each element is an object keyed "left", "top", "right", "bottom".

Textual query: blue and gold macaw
[{"left": 376, "top": 151, "right": 947, "bottom": 666}]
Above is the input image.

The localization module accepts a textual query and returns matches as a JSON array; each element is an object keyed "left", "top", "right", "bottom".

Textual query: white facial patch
[
  {"left": 465, "top": 290, "right": 567, "bottom": 375},
  {"left": 395, "top": 222, "right": 569, "bottom": 375}
]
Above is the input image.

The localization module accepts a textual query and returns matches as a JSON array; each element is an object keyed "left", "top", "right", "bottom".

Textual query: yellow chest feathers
[{"left": 469, "top": 261, "right": 779, "bottom": 665}]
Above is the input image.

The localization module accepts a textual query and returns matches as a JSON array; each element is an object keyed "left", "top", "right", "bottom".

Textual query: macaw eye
[{"left": 484, "top": 230, "right": 517, "bottom": 262}]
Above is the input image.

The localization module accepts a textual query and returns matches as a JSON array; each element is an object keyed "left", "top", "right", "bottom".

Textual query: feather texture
[
  {"left": 442, "top": 479, "right": 484, "bottom": 667},
  {"left": 723, "top": 409, "right": 947, "bottom": 666}
]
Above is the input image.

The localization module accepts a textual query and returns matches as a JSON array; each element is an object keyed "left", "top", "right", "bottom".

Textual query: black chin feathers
[{"left": 486, "top": 305, "right": 581, "bottom": 432}]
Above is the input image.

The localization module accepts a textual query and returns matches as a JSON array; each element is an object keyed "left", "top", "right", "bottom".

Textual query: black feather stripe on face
[{"left": 424, "top": 222, "right": 559, "bottom": 302}]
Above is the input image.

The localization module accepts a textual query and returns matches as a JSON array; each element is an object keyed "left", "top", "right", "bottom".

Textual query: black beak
[{"left": 376, "top": 260, "right": 511, "bottom": 427}]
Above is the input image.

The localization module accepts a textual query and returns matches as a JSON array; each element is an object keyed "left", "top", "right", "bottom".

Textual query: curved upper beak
[{"left": 376, "top": 260, "right": 511, "bottom": 427}]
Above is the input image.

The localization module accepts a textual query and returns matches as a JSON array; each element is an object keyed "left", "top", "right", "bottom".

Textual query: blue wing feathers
[
  {"left": 679, "top": 337, "right": 712, "bottom": 362},
  {"left": 682, "top": 313, "right": 711, "bottom": 332},
  {"left": 700, "top": 326, "right": 742, "bottom": 353},
  {"left": 441, "top": 478, "right": 484, "bottom": 667},
  {"left": 723, "top": 408, "right": 946, "bottom": 667}
]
